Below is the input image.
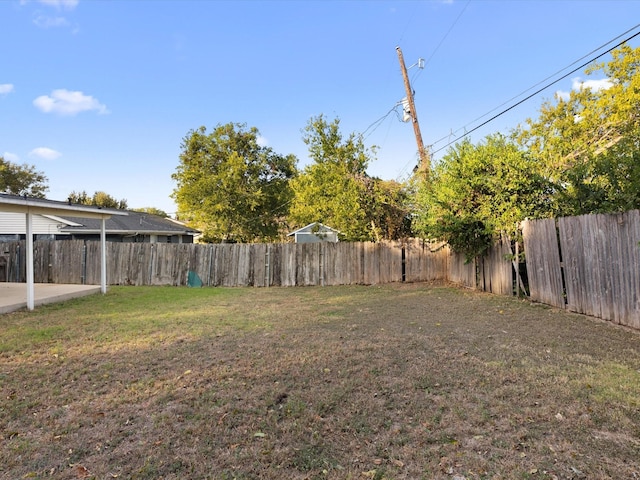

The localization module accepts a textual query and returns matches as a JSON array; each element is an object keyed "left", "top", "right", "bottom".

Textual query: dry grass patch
[{"left": 1, "top": 283, "right": 640, "bottom": 479}]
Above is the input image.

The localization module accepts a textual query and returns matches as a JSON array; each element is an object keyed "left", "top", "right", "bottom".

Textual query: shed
[{"left": 288, "top": 222, "right": 340, "bottom": 243}]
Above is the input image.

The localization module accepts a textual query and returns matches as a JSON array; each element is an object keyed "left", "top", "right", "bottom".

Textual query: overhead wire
[
  {"left": 429, "top": 24, "right": 640, "bottom": 156},
  {"left": 432, "top": 21, "right": 640, "bottom": 148},
  {"left": 423, "top": 0, "right": 471, "bottom": 70},
  {"left": 361, "top": 105, "right": 400, "bottom": 141},
  {"left": 406, "top": 0, "right": 470, "bottom": 88}
]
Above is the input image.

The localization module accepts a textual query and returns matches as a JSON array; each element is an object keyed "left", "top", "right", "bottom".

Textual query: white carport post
[
  {"left": 101, "top": 217, "right": 107, "bottom": 294},
  {"left": 25, "top": 210, "right": 35, "bottom": 310}
]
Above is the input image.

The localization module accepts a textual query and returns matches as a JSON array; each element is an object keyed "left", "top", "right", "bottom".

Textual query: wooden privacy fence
[
  {"left": 522, "top": 210, "right": 640, "bottom": 330},
  {"left": 0, "top": 238, "right": 487, "bottom": 289},
  {"left": 5, "top": 210, "right": 640, "bottom": 329}
]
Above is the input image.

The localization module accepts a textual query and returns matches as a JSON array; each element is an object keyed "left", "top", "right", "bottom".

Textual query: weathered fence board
[
  {"left": 404, "top": 239, "right": 449, "bottom": 282},
  {"left": 447, "top": 250, "right": 476, "bottom": 289},
  {"left": 558, "top": 211, "right": 640, "bottom": 329},
  {"left": 522, "top": 218, "right": 565, "bottom": 308},
  {"left": 479, "top": 235, "right": 513, "bottom": 295},
  {"left": 1, "top": 242, "right": 22, "bottom": 282}
]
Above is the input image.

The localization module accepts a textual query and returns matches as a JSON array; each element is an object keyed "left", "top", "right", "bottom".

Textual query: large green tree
[
  {"left": 172, "top": 123, "right": 297, "bottom": 243},
  {"left": 517, "top": 44, "right": 640, "bottom": 215},
  {"left": 289, "top": 115, "right": 410, "bottom": 242},
  {"left": 0, "top": 156, "right": 48, "bottom": 198},
  {"left": 413, "top": 134, "right": 552, "bottom": 260}
]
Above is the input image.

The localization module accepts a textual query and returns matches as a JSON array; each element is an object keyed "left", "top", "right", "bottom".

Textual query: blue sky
[{"left": 2, "top": 0, "right": 639, "bottom": 216}]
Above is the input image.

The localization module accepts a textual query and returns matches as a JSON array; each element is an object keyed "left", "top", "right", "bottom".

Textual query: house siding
[{"left": 0, "top": 212, "right": 70, "bottom": 238}]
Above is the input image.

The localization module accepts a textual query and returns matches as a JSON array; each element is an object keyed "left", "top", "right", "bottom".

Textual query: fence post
[
  {"left": 149, "top": 244, "right": 155, "bottom": 286},
  {"left": 319, "top": 243, "right": 324, "bottom": 287},
  {"left": 81, "top": 242, "right": 87, "bottom": 285},
  {"left": 207, "top": 244, "right": 214, "bottom": 286},
  {"left": 265, "top": 245, "right": 271, "bottom": 287}
]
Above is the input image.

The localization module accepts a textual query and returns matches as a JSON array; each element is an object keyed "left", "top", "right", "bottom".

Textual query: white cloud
[
  {"left": 257, "top": 135, "right": 269, "bottom": 147},
  {"left": 38, "top": 0, "right": 79, "bottom": 10},
  {"left": 573, "top": 77, "right": 613, "bottom": 92},
  {"left": 33, "top": 15, "right": 69, "bottom": 28},
  {"left": 2, "top": 152, "right": 20, "bottom": 162},
  {"left": 28, "top": 0, "right": 78, "bottom": 30},
  {"left": 556, "top": 76, "right": 613, "bottom": 102},
  {"left": 0, "top": 84, "right": 14, "bottom": 95},
  {"left": 29, "top": 147, "right": 62, "bottom": 160},
  {"left": 33, "top": 89, "right": 109, "bottom": 116}
]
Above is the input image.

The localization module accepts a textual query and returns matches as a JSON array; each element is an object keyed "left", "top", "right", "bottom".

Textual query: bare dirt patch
[{"left": 1, "top": 283, "right": 640, "bottom": 479}]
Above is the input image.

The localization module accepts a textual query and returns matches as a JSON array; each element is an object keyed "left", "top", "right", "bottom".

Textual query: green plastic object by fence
[{"left": 187, "top": 270, "right": 203, "bottom": 288}]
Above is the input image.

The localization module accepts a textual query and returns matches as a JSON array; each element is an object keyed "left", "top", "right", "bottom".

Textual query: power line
[
  {"left": 408, "top": 1, "right": 470, "bottom": 94},
  {"left": 430, "top": 22, "right": 640, "bottom": 149},
  {"left": 430, "top": 24, "right": 640, "bottom": 156},
  {"left": 361, "top": 106, "right": 399, "bottom": 141},
  {"left": 423, "top": 0, "right": 471, "bottom": 69}
]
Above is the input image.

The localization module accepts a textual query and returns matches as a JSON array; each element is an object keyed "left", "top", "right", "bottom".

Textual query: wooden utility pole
[{"left": 396, "top": 46, "right": 429, "bottom": 177}]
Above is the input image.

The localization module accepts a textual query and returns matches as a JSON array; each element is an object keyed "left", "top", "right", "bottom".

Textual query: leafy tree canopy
[
  {"left": 362, "top": 178, "right": 413, "bottom": 241},
  {"left": 290, "top": 115, "right": 412, "bottom": 242},
  {"left": 413, "top": 45, "right": 640, "bottom": 260},
  {"left": 0, "top": 156, "right": 48, "bottom": 198},
  {"left": 517, "top": 44, "right": 640, "bottom": 215},
  {"left": 68, "top": 190, "right": 128, "bottom": 209},
  {"left": 413, "top": 134, "right": 552, "bottom": 261},
  {"left": 290, "top": 115, "right": 411, "bottom": 242},
  {"left": 171, "top": 123, "right": 297, "bottom": 243}
]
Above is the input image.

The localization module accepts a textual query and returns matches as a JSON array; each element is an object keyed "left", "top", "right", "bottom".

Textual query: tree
[
  {"left": 413, "top": 135, "right": 552, "bottom": 261},
  {"left": 289, "top": 115, "right": 374, "bottom": 241},
  {"left": 517, "top": 44, "right": 640, "bottom": 215},
  {"left": 0, "top": 156, "right": 48, "bottom": 197},
  {"left": 290, "top": 115, "right": 413, "bottom": 242},
  {"left": 68, "top": 190, "right": 128, "bottom": 209},
  {"left": 362, "top": 178, "right": 413, "bottom": 241},
  {"left": 171, "top": 123, "right": 297, "bottom": 243},
  {"left": 132, "top": 207, "right": 169, "bottom": 218}
]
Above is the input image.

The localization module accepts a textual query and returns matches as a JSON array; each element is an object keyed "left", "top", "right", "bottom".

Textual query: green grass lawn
[{"left": 1, "top": 283, "right": 640, "bottom": 479}]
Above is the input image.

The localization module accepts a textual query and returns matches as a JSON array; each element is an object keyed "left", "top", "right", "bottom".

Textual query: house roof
[
  {"left": 287, "top": 222, "right": 340, "bottom": 236},
  {"left": 58, "top": 210, "right": 199, "bottom": 236}
]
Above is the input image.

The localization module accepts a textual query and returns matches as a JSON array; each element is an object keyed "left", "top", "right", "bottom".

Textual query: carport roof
[{"left": 0, "top": 193, "right": 127, "bottom": 218}]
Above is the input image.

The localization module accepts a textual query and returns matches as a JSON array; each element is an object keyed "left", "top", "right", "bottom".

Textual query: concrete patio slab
[{"left": 0, "top": 283, "right": 102, "bottom": 314}]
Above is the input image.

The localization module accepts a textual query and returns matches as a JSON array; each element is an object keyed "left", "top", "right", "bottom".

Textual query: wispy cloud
[
  {"left": 0, "top": 84, "right": 15, "bottom": 95},
  {"left": 29, "top": 147, "right": 62, "bottom": 160},
  {"left": 33, "top": 15, "right": 69, "bottom": 28},
  {"left": 2, "top": 152, "right": 20, "bottom": 162},
  {"left": 257, "top": 135, "right": 269, "bottom": 147},
  {"left": 28, "top": 0, "right": 79, "bottom": 30},
  {"left": 37, "top": 0, "right": 79, "bottom": 10},
  {"left": 33, "top": 89, "right": 109, "bottom": 116}
]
